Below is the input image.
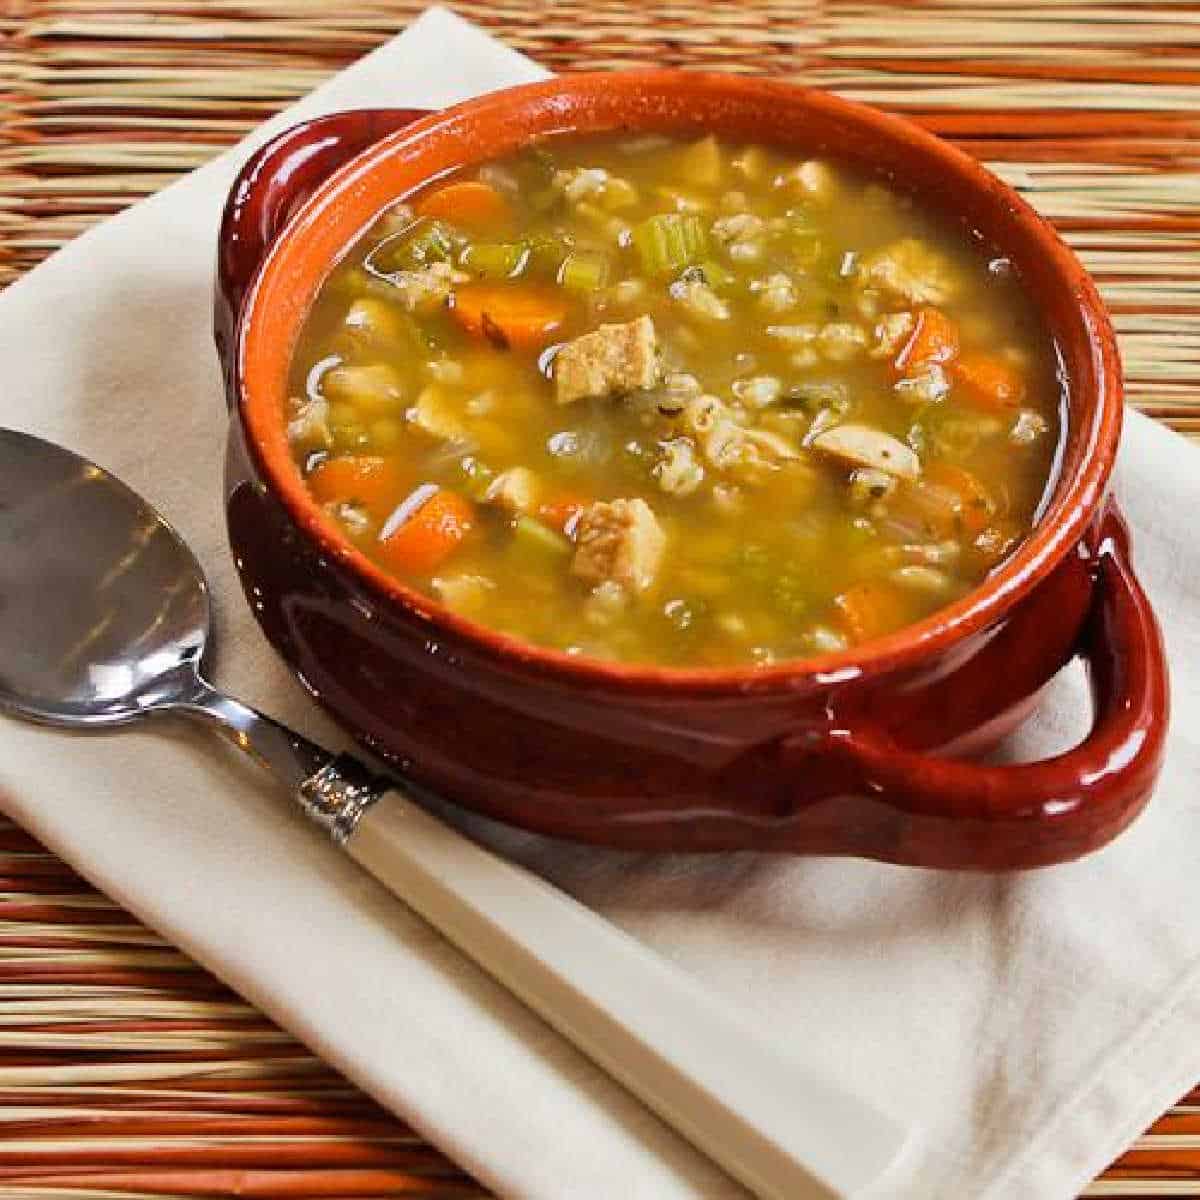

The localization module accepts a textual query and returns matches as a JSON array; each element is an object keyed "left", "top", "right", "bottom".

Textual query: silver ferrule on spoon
[
  {"left": 296, "top": 757, "right": 386, "bottom": 845},
  {"left": 0, "top": 425, "right": 909, "bottom": 1200}
]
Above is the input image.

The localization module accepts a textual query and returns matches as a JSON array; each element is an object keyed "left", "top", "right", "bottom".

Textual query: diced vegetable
[
  {"left": 811, "top": 424, "right": 921, "bottom": 480},
  {"left": 951, "top": 352, "right": 1026, "bottom": 411},
  {"left": 598, "top": 176, "right": 639, "bottom": 211},
  {"left": 416, "top": 180, "right": 512, "bottom": 229},
  {"left": 308, "top": 455, "right": 405, "bottom": 519},
  {"left": 460, "top": 241, "right": 530, "bottom": 279},
  {"left": 321, "top": 362, "right": 406, "bottom": 416},
  {"left": 287, "top": 137, "right": 1060, "bottom": 668},
  {"left": 512, "top": 515, "right": 572, "bottom": 559},
  {"left": 923, "top": 461, "right": 994, "bottom": 535},
  {"left": 526, "top": 233, "right": 572, "bottom": 277},
  {"left": 895, "top": 306, "right": 959, "bottom": 374},
  {"left": 378, "top": 488, "right": 475, "bottom": 573},
  {"left": 834, "top": 580, "right": 909, "bottom": 643},
  {"left": 674, "top": 136, "right": 723, "bottom": 187},
  {"left": 538, "top": 493, "right": 589, "bottom": 533},
  {"left": 409, "top": 385, "right": 467, "bottom": 441},
  {"left": 558, "top": 250, "right": 611, "bottom": 293},
  {"left": 450, "top": 282, "right": 568, "bottom": 350},
  {"left": 631, "top": 213, "right": 709, "bottom": 278},
  {"left": 372, "top": 218, "right": 453, "bottom": 271},
  {"left": 457, "top": 455, "right": 495, "bottom": 501},
  {"left": 485, "top": 467, "right": 539, "bottom": 516},
  {"left": 343, "top": 297, "right": 408, "bottom": 344}
]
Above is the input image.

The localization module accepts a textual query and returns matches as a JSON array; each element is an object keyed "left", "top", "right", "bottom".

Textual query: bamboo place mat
[{"left": 1, "top": 2, "right": 1199, "bottom": 1197}]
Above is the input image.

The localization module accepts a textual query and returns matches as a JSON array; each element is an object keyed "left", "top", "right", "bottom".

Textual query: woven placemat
[{"left": 1, "top": 2, "right": 1198, "bottom": 1196}]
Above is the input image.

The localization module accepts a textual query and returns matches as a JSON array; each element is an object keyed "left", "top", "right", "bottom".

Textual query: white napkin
[{"left": 1, "top": 9, "right": 1198, "bottom": 1198}]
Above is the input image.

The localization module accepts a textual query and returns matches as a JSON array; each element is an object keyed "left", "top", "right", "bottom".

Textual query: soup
[{"left": 284, "top": 134, "right": 1062, "bottom": 667}]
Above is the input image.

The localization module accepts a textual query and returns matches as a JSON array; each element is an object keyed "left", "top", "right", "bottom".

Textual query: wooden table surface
[{"left": 1, "top": 2, "right": 1198, "bottom": 1196}]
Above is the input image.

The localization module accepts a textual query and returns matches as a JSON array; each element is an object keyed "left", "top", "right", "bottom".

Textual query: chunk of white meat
[
  {"left": 484, "top": 467, "right": 539, "bottom": 516},
  {"left": 857, "top": 238, "right": 958, "bottom": 306},
  {"left": 811, "top": 423, "right": 921, "bottom": 481},
  {"left": 554, "top": 315, "right": 660, "bottom": 405},
  {"left": 571, "top": 498, "right": 666, "bottom": 592}
]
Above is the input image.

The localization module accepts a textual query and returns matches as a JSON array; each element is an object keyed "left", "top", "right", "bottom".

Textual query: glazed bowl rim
[{"left": 234, "top": 69, "right": 1122, "bottom": 696}]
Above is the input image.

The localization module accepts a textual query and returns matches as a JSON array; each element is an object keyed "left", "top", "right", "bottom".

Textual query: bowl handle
[
  {"left": 214, "top": 108, "right": 430, "bottom": 389},
  {"left": 786, "top": 506, "right": 1169, "bottom": 868}
]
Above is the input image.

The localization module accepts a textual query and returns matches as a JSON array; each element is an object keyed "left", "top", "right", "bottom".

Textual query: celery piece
[
  {"left": 460, "top": 241, "right": 530, "bottom": 279},
  {"left": 458, "top": 455, "right": 496, "bottom": 502},
  {"left": 558, "top": 250, "right": 611, "bottom": 293},
  {"left": 512, "top": 515, "right": 572, "bottom": 559},
  {"left": 369, "top": 218, "right": 453, "bottom": 273},
  {"left": 526, "top": 233, "right": 571, "bottom": 277},
  {"left": 631, "top": 213, "right": 709, "bottom": 278}
]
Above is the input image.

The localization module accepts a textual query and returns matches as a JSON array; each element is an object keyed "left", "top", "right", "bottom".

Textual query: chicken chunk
[
  {"left": 811, "top": 423, "right": 921, "bottom": 480},
  {"left": 571, "top": 498, "right": 666, "bottom": 592},
  {"left": 554, "top": 315, "right": 661, "bottom": 405}
]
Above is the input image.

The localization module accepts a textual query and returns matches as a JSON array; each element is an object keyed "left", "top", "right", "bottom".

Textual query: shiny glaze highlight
[{"left": 216, "top": 74, "right": 1168, "bottom": 868}]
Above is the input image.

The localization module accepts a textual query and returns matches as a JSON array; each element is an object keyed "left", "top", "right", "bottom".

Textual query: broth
[{"left": 285, "top": 133, "right": 1062, "bottom": 666}]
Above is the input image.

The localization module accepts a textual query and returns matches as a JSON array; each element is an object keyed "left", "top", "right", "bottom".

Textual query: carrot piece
[
  {"left": 951, "top": 351, "right": 1026, "bottom": 411},
  {"left": 378, "top": 488, "right": 475, "bottom": 574},
  {"left": 308, "top": 456, "right": 405, "bottom": 520},
  {"left": 451, "top": 283, "right": 568, "bottom": 351},
  {"left": 924, "top": 461, "right": 995, "bottom": 536},
  {"left": 834, "top": 581, "right": 910, "bottom": 644},
  {"left": 538, "top": 493, "right": 589, "bottom": 534},
  {"left": 895, "top": 306, "right": 959, "bottom": 374},
  {"left": 416, "top": 180, "right": 512, "bottom": 230}
]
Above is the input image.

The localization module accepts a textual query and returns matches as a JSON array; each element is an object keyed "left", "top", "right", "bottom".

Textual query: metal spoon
[{"left": 0, "top": 427, "right": 906, "bottom": 1200}]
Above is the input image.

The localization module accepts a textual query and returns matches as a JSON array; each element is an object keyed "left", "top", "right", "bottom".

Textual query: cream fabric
[{"left": 1, "top": 10, "right": 1198, "bottom": 1198}]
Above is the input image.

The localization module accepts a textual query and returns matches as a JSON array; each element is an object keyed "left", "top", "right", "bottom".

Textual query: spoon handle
[{"left": 338, "top": 784, "right": 907, "bottom": 1200}]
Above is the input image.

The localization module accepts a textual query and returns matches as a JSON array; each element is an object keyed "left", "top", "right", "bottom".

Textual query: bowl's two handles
[
  {"left": 788, "top": 506, "right": 1169, "bottom": 867},
  {"left": 214, "top": 108, "right": 430, "bottom": 386}
]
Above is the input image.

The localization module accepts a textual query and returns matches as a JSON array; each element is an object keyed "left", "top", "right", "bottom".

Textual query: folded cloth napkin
[{"left": 1, "top": 9, "right": 1198, "bottom": 1197}]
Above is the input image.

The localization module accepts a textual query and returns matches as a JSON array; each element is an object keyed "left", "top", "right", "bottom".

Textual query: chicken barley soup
[{"left": 286, "top": 134, "right": 1062, "bottom": 667}]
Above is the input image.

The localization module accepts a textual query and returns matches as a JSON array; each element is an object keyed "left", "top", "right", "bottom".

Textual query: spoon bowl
[
  {"left": 0, "top": 429, "right": 208, "bottom": 728},
  {"left": 0, "top": 425, "right": 905, "bottom": 1200}
]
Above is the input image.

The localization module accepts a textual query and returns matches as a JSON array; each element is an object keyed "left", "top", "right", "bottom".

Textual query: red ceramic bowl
[{"left": 215, "top": 73, "right": 1169, "bottom": 869}]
